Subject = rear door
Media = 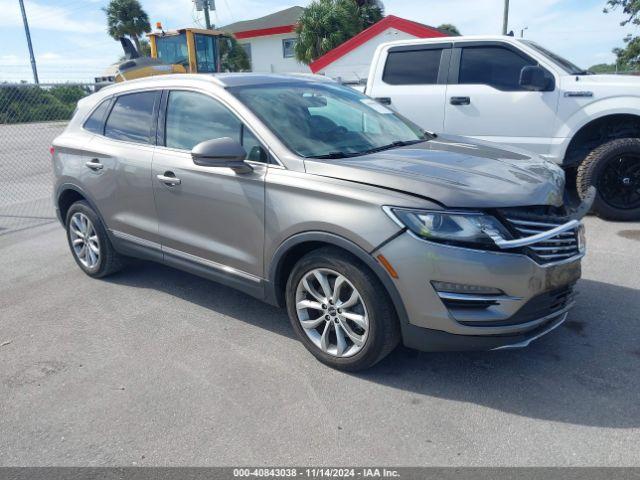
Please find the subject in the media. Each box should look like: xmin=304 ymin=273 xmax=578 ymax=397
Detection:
xmin=367 ymin=42 xmax=451 ymax=133
xmin=81 ymin=90 xmax=161 ymax=245
xmin=443 ymin=42 xmax=560 ymax=156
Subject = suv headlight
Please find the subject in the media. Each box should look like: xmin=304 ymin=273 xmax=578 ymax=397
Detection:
xmin=383 ymin=207 xmax=511 ymax=249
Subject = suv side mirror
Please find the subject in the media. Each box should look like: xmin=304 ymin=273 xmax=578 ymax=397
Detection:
xmin=519 ymin=65 xmax=553 ymax=91
xmin=191 ymin=137 xmax=252 ymax=173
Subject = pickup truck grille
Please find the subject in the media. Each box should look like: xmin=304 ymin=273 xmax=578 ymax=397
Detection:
xmin=498 ymin=209 xmax=582 ymax=264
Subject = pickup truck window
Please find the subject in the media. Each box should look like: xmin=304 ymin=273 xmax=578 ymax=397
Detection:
xmin=459 ymin=46 xmax=536 ymax=91
xmin=383 ymin=48 xmax=443 ymax=85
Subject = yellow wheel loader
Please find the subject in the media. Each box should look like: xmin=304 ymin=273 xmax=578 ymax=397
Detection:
xmin=95 ymin=26 xmax=226 ymax=89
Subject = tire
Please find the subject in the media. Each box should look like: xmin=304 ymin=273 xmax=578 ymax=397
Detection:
xmin=576 ymin=138 xmax=640 ymax=221
xmin=285 ymin=247 xmax=400 ymax=371
xmin=65 ymin=201 xmax=125 ymax=278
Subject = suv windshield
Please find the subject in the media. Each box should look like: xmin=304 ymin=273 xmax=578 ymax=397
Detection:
xmin=521 ymin=40 xmax=588 ymax=75
xmin=229 ymin=82 xmax=427 ymax=158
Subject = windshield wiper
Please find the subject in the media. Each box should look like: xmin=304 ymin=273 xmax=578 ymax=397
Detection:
xmin=310 ymin=138 xmax=429 ymax=160
xmin=355 ymin=139 xmax=427 ymax=156
xmin=311 ymin=151 xmax=356 ymax=159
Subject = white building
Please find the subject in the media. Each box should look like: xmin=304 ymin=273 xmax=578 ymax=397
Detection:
xmin=221 ymin=6 xmax=309 ymax=74
xmin=222 ymin=9 xmax=449 ymax=82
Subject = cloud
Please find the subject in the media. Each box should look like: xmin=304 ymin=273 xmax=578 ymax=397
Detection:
xmin=0 ymin=0 xmax=104 ymax=33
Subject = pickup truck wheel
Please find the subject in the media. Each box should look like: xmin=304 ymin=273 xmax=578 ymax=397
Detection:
xmin=576 ymin=138 xmax=640 ymax=221
xmin=285 ymin=247 xmax=399 ymax=371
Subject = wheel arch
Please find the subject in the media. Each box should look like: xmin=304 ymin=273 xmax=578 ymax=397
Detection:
xmin=56 ymin=184 xmax=108 ymax=229
xmin=265 ymin=232 xmax=410 ymax=327
xmin=562 ymin=110 xmax=640 ymax=167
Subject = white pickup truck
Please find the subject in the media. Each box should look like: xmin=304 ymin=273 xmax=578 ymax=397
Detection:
xmin=365 ymin=35 xmax=640 ymax=220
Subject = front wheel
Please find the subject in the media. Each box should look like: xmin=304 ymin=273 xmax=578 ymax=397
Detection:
xmin=285 ymin=248 xmax=399 ymax=371
xmin=576 ymin=138 xmax=640 ymax=221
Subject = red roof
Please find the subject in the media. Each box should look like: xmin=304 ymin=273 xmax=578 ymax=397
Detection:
xmin=309 ymin=15 xmax=447 ymax=73
xmin=234 ymin=25 xmax=296 ymax=39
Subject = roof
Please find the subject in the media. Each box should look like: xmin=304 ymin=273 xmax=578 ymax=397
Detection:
xmin=309 ymin=15 xmax=448 ymax=73
xmin=221 ymin=6 xmax=305 ymax=39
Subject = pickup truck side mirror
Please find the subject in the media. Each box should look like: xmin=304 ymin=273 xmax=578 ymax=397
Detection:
xmin=519 ymin=65 xmax=554 ymax=92
xmin=191 ymin=137 xmax=253 ymax=173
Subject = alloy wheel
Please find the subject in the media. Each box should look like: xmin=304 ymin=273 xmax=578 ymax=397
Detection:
xmin=598 ymin=154 xmax=640 ymax=210
xmin=69 ymin=212 xmax=100 ymax=269
xmin=295 ymin=268 xmax=369 ymax=358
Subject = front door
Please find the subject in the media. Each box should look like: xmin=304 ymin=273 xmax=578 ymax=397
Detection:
xmin=443 ymin=43 xmax=560 ymax=157
xmin=152 ymin=90 xmax=267 ymax=280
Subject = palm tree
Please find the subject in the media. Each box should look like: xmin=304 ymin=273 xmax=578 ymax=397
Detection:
xmin=437 ymin=24 xmax=461 ymax=36
xmin=295 ymin=0 xmax=383 ymax=65
xmin=104 ymin=0 xmax=151 ymax=54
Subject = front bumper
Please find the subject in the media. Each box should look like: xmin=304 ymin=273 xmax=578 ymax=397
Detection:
xmin=376 ymin=232 xmax=582 ymax=352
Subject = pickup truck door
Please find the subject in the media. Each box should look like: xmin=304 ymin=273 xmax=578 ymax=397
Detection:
xmin=367 ymin=43 xmax=451 ymax=133
xmin=443 ymin=42 xmax=560 ymax=158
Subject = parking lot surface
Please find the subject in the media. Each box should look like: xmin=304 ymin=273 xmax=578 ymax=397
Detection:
xmin=0 ymin=215 xmax=639 ymax=466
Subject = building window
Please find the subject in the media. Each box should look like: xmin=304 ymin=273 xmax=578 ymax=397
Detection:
xmin=282 ymin=38 xmax=297 ymax=58
xmin=241 ymin=43 xmax=252 ymax=69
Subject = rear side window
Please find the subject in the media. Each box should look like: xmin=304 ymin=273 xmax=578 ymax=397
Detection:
xmin=383 ymin=48 xmax=443 ymax=85
xmin=104 ymin=91 xmax=157 ymax=144
xmin=83 ymin=99 xmax=111 ymax=134
xmin=459 ymin=46 xmax=536 ymax=91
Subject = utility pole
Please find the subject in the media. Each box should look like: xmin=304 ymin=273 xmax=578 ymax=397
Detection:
xmin=18 ymin=0 xmax=39 ymax=84
xmin=195 ymin=0 xmax=215 ymax=29
xmin=502 ymin=0 xmax=510 ymax=35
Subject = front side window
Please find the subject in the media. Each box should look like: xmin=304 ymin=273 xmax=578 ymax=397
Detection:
xmin=104 ymin=91 xmax=157 ymax=144
xmin=282 ymin=38 xmax=297 ymax=58
xmin=230 ymin=82 xmax=425 ymax=158
xmin=83 ymin=99 xmax=111 ymax=134
xmin=459 ymin=46 xmax=536 ymax=91
xmin=165 ymin=90 xmax=266 ymax=162
xmin=383 ymin=48 xmax=443 ymax=85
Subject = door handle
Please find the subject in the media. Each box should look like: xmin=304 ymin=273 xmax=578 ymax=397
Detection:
xmin=157 ymin=172 xmax=181 ymax=186
xmin=374 ymin=97 xmax=392 ymax=105
xmin=450 ymin=96 xmax=471 ymax=106
xmin=85 ymin=159 xmax=104 ymax=171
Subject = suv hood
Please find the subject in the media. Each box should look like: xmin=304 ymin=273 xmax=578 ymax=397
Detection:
xmin=304 ymin=135 xmax=565 ymax=208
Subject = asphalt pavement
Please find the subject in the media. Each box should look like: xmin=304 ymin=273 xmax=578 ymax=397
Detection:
xmin=1 ymin=216 xmax=639 ymax=466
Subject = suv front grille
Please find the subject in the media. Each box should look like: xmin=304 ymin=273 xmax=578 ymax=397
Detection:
xmin=497 ymin=207 xmax=582 ymax=264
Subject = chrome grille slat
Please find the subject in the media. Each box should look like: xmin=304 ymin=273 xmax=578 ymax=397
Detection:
xmin=529 ymin=245 xmax=577 ymax=252
xmin=537 ymin=252 xmax=577 ymax=260
xmin=505 ymin=218 xmax=564 ymax=228
xmin=513 ymin=227 xmax=574 ymax=237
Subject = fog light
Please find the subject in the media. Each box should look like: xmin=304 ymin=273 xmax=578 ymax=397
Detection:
xmin=431 ymin=281 xmax=504 ymax=295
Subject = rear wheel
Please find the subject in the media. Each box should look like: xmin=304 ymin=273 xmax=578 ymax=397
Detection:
xmin=65 ymin=201 xmax=125 ymax=278
xmin=286 ymin=248 xmax=399 ymax=371
xmin=576 ymin=138 xmax=640 ymax=221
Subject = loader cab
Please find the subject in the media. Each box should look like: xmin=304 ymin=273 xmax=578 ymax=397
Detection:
xmin=148 ymin=28 xmax=223 ymax=74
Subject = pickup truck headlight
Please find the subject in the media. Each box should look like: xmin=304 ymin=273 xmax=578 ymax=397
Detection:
xmin=384 ymin=207 xmax=511 ymax=249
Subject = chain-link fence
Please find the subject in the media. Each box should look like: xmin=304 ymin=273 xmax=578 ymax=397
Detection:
xmin=0 ymin=83 xmax=94 ymax=235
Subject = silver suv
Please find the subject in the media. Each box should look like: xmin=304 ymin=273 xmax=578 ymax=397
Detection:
xmin=52 ymin=74 xmax=586 ymax=370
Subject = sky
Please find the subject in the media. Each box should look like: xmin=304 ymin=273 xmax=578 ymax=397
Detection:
xmin=0 ymin=0 xmax=636 ymax=83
